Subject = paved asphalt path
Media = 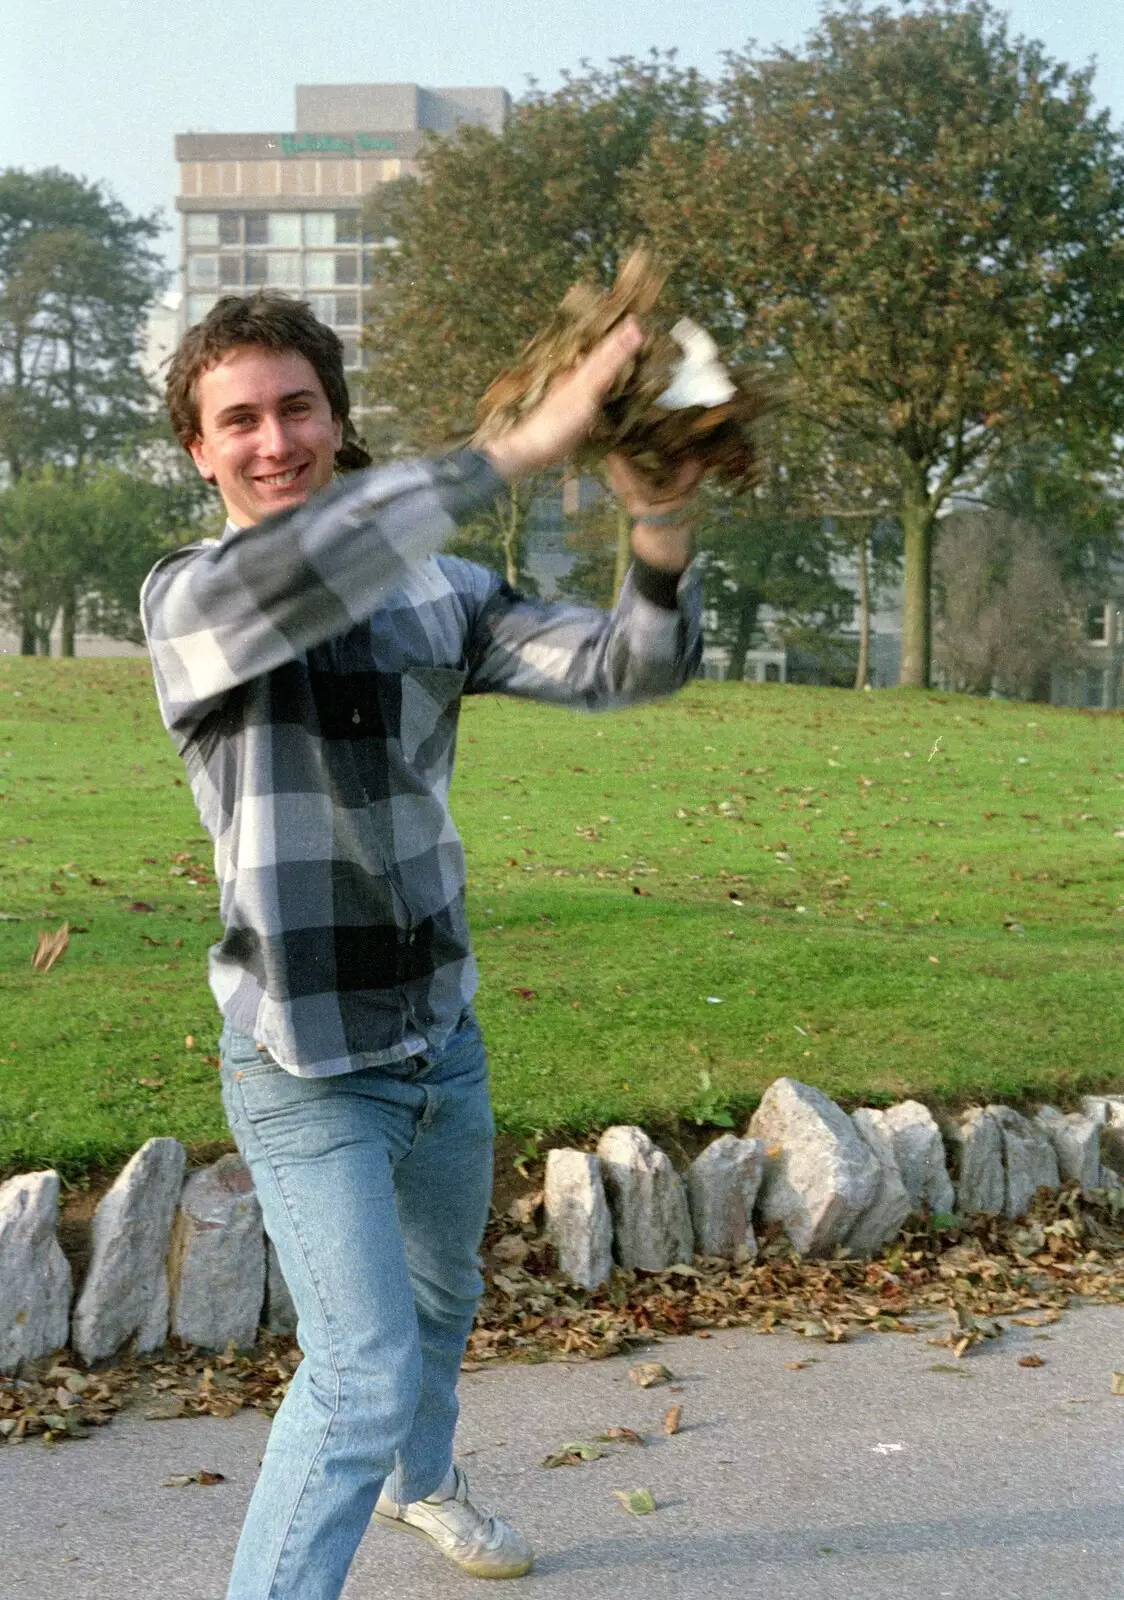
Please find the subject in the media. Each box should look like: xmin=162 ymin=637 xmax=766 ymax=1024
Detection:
xmin=1 ymin=1304 xmax=1121 ymax=1599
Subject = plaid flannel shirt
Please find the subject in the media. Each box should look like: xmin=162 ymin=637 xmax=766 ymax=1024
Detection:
xmin=141 ymin=449 xmax=701 ymax=1077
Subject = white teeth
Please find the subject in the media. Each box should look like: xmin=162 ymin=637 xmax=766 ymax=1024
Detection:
xmin=258 ymin=467 xmax=302 ymax=487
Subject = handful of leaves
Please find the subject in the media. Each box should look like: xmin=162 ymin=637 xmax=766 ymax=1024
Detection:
xmin=473 ymin=248 xmax=775 ymax=493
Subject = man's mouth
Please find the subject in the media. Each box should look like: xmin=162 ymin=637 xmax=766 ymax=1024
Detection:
xmin=255 ymin=465 xmax=306 ymax=489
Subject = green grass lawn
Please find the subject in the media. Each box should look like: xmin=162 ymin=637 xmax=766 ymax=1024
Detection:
xmin=1 ymin=655 xmax=1122 ymax=1179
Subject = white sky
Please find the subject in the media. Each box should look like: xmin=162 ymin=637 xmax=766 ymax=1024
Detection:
xmin=3 ymin=1 xmax=1121 ymax=273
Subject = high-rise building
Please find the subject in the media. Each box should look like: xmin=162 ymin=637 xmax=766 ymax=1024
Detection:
xmin=174 ymin=83 xmax=510 ymax=377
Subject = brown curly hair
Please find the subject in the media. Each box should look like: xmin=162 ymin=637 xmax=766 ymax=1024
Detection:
xmin=165 ymin=291 xmax=372 ymax=471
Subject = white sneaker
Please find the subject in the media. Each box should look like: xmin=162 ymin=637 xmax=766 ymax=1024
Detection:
xmin=374 ymin=1465 xmax=534 ymax=1579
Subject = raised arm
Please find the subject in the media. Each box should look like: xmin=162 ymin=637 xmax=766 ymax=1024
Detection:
xmin=141 ymin=452 xmax=503 ymax=738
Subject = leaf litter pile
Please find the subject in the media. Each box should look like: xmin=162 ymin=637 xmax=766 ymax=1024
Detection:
xmin=3 ymin=1184 xmax=1123 ymax=1448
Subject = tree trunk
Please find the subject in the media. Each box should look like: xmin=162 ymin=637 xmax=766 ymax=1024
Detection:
xmin=20 ymin=612 xmax=36 ymax=656
xmin=61 ymin=591 xmax=77 ymax=657
xmin=725 ymin=594 xmax=760 ymax=681
xmin=853 ymin=521 xmax=871 ymax=690
xmin=899 ymin=481 xmax=935 ymax=688
xmin=612 ymin=506 xmax=631 ymax=605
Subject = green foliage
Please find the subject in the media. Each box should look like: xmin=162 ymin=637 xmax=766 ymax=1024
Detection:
xmin=0 ymin=167 xmax=165 ymax=479
xmin=3 ymin=662 xmax=1123 ymax=1177
xmin=687 ymin=1070 xmax=736 ymax=1129
xmin=637 ymin=1 xmax=1124 ymax=684
xmin=0 ymin=465 xmax=207 ymax=651
xmin=695 ymin=484 xmax=853 ymax=679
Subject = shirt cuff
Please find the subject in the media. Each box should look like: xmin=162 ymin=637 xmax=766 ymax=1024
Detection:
xmin=629 ymin=555 xmax=688 ymax=611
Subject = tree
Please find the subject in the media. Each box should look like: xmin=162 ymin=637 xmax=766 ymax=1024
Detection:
xmin=933 ymin=509 xmax=1084 ymax=698
xmin=361 ymin=55 xmax=711 ymax=583
xmin=637 ymin=1 xmax=1124 ymax=685
xmin=0 ymin=168 xmax=165 ymax=480
xmin=0 ymin=168 xmax=167 ymax=649
xmin=934 ymin=442 xmax=1122 ymax=699
xmin=694 ymin=482 xmax=854 ymax=680
xmin=0 ymin=465 xmax=206 ymax=653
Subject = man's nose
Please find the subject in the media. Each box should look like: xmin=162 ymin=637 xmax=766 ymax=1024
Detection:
xmin=258 ymin=413 xmax=290 ymax=457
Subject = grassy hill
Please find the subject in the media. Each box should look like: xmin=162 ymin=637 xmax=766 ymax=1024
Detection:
xmin=1 ymin=656 xmax=1121 ymax=1178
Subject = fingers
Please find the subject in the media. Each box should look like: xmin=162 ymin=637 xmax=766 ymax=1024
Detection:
xmin=605 ymin=451 xmax=704 ymax=515
xmin=567 ymin=316 xmax=644 ymax=406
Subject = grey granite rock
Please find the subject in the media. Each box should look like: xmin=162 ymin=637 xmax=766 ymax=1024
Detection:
xmin=944 ymin=1108 xmax=1005 ymax=1216
xmin=1080 ymin=1096 xmax=1124 ymax=1184
xmin=0 ymin=1171 xmax=71 ymax=1374
xmin=168 ymin=1155 xmax=265 ymax=1350
xmin=748 ymin=1078 xmax=880 ymax=1258
xmin=544 ymin=1150 xmax=614 ymax=1289
xmin=882 ymin=1100 xmax=956 ymax=1216
xmin=988 ymin=1106 xmax=1060 ymax=1219
xmin=71 ymin=1137 xmax=186 ymax=1363
xmin=844 ymin=1110 xmax=913 ymax=1256
xmin=1034 ymin=1107 xmax=1102 ymax=1194
xmin=686 ymin=1135 xmax=764 ymax=1263
xmin=264 ymin=1239 xmax=298 ymax=1335
xmin=596 ymin=1126 xmax=693 ymax=1272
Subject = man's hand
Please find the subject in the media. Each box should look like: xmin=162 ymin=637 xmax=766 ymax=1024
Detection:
xmin=605 ymin=454 xmax=702 ymax=574
xmin=480 ymin=318 xmax=645 ymax=481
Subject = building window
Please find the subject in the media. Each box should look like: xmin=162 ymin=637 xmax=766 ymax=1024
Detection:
xmin=340 ymin=334 xmax=360 ymax=369
xmin=186 ymin=293 xmax=219 ymax=325
xmin=245 ymin=254 xmax=268 ymax=286
xmin=186 ymin=254 xmax=219 ymax=288
xmin=244 ymin=214 xmax=269 ymax=246
xmin=362 ymin=252 xmax=379 ymax=285
xmin=333 ymin=293 xmax=359 ymax=325
xmin=765 ymin=662 xmax=781 ymax=683
xmin=1086 ymin=603 xmax=1109 ymax=644
xmin=219 ymin=213 xmax=241 ymax=247
xmin=304 ymin=254 xmax=335 ymax=288
xmin=186 ymin=213 xmax=219 ymax=247
xmin=219 ymin=255 xmax=242 ymax=287
xmin=303 ymin=213 xmax=335 ymax=246
xmin=266 ymin=253 xmax=301 ymax=287
xmin=335 ymin=211 xmax=360 ymax=243
xmin=306 ymin=294 xmax=336 ymax=323
xmin=267 ymin=213 xmax=301 ymax=247
xmin=334 ymin=253 xmax=359 ymax=286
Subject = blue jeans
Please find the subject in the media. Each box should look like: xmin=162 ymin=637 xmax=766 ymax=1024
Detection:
xmin=218 ymin=1011 xmax=495 ymax=1600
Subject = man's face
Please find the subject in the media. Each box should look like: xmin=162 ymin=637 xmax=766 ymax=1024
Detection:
xmin=187 ymin=346 xmax=344 ymax=527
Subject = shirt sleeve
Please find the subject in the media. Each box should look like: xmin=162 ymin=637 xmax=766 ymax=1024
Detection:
xmin=457 ymin=558 xmax=702 ymax=709
xmin=141 ymin=451 xmax=507 ymax=740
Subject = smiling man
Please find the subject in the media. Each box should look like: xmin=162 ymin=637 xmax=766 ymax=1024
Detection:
xmin=143 ymin=291 xmax=701 ymax=1600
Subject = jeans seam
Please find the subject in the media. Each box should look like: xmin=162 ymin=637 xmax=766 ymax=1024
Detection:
xmin=226 ymin=1075 xmax=344 ymax=1599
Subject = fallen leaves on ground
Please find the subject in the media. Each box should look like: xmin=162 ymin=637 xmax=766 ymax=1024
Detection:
xmin=613 ymin=1487 xmax=657 ymax=1516
xmin=0 ymin=1340 xmax=300 ymax=1446
xmin=31 ymin=921 xmax=69 ymax=973
xmin=4 ymin=1187 xmax=1124 ymax=1447
xmin=1018 ymin=1354 xmax=1046 ymax=1368
xmin=160 ymin=1469 xmax=226 ymax=1488
xmin=541 ymin=1440 xmax=605 ymax=1468
xmin=628 ymin=1361 xmax=673 ymax=1389
xmin=663 ymin=1403 xmax=682 ymax=1435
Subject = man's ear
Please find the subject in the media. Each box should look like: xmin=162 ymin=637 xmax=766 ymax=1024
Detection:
xmin=188 ymin=437 xmax=216 ymax=483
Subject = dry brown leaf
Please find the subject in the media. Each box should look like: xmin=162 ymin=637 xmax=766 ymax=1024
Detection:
xmin=31 ymin=921 xmax=69 ymax=973
xmin=628 ymin=1361 xmax=673 ymax=1389
xmin=662 ymin=1404 xmax=682 ymax=1436
xmin=1111 ymin=1372 xmax=1124 ymax=1396
xmin=1018 ymin=1354 xmax=1046 ymax=1368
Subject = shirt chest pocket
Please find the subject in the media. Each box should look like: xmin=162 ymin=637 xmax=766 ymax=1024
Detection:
xmin=396 ymin=666 xmax=467 ymax=767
